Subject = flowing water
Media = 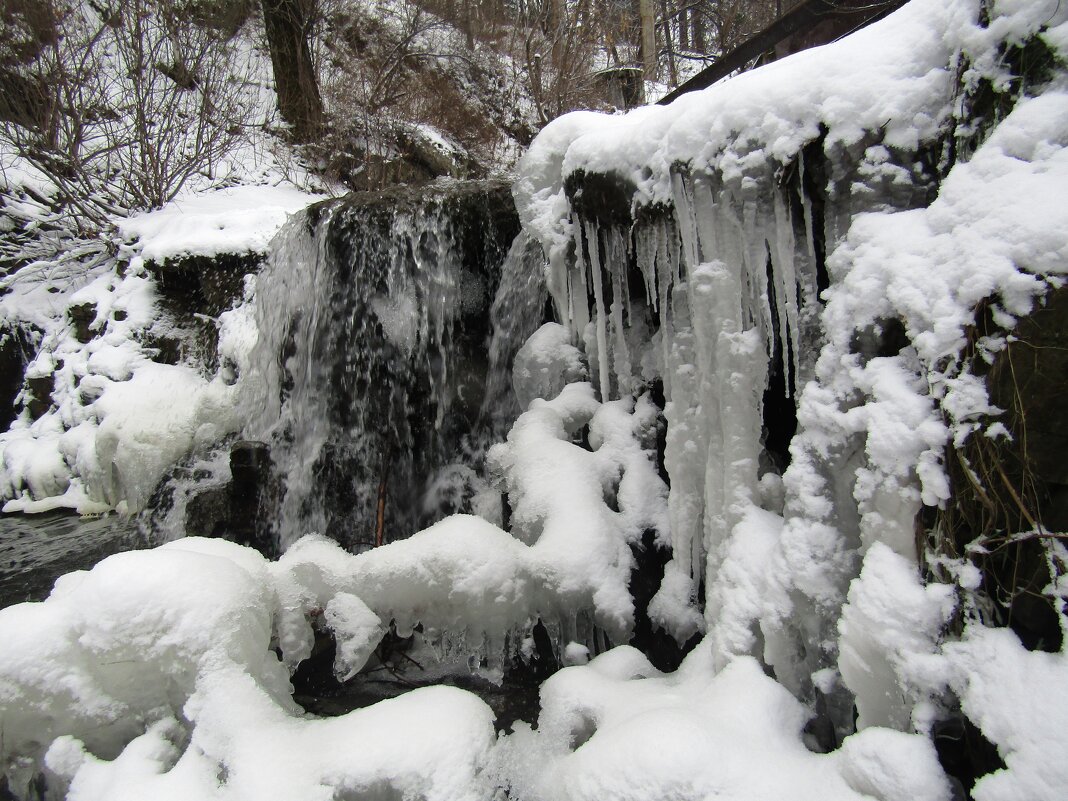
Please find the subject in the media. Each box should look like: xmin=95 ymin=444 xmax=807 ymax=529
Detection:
xmin=0 ymin=512 xmax=143 ymax=608
xmin=243 ymin=179 xmax=545 ymax=551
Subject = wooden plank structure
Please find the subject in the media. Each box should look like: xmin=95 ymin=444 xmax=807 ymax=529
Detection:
xmin=657 ymin=0 xmax=908 ymax=106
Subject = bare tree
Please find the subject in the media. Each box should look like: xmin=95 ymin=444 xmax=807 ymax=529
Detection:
xmin=260 ymin=0 xmax=323 ymax=140
xmin=0 ymin=0 xmax=256 ymax=232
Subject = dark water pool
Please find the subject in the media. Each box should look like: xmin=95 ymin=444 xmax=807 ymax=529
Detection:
xmin=0 ymin=512 xmax=145 ymax=608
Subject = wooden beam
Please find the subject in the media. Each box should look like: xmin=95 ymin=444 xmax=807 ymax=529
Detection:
xmin=657 ymin=0 xmax=907 ymax=106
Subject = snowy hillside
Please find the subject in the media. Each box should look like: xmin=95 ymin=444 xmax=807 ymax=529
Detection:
xmin=1 ymin=0 xmax=1068 ymax=800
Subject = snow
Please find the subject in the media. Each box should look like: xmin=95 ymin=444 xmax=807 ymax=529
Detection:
xmin=0 ymin=531 xmax=956 ymax=801
xmin=0 ymin=538 xmax=496 ymax=801
xmin=490 ymin=650 xmax=951 ymax=801
xmin=0 ymin=178 xmax=320 ymax=515
xmin=515 ymin=0 xmax=973 ymax=270
xmin=942 ymin=625 xmax=1068 ymax=801
xmin=117 ymin=184 xmax=325 ymax=264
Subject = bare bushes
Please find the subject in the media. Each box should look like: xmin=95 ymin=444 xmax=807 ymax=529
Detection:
xmin=310 ymin=0 xmax=518 ymax=188
xmin=929 ymin=290 xmax=1068 ymax=653
xmin=0 ymin=0 xmax=258 ymax=233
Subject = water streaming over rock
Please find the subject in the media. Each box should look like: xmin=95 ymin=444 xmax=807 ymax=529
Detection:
xmin=243 ymin=180 xmax=545 ymax=551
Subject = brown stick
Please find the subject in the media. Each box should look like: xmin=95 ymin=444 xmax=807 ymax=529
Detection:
xmin=375 ymin=477 xmax=387 ymax=548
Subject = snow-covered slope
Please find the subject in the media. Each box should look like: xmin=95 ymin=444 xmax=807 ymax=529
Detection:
xmin=0 ymin=182 xmax=322 ymax=516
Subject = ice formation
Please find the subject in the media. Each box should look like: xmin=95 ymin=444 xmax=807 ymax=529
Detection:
xmin=2 ymin=0 xmax=1068 ymax=799
xmin=516 ymin=0 xmax=1068 ymax=736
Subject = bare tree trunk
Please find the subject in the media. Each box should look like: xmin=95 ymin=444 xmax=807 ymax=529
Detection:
xmin=550 ymin=0 xmax=566 ymax=65
xmin=261 ymin=0 xmax=322 ymax=141
xmin=660 ymin=0 xmax=677 ymax=87
xmin=640 ymin=0 xmax=656 ymax=81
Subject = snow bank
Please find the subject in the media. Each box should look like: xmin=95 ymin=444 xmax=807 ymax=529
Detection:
xmin=0 ymin=534 xmax=955 ymax=801
xmin=117 ymin=184 xmax=325 ymax=264
xmin=941 ymin=625 xmax=1068 ymax=801
xmin=0 ymin=537 xmax=496 ymax=801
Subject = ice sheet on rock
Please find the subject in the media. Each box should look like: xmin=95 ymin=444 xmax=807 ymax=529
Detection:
xmin=838 ymin=543 xmax=956 ymax=731
xmin=481 ymin=230 xmax=550 ymax=430
xmin=511 ymin=323 xmax=588 ymax=409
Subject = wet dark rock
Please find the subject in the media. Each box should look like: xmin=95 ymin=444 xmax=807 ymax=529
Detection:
xmin=25 ymin=374 xmax=54 ymax=420
xmin=185 ymin=485 xmax=230 ymax=538
xmin=628 ymin=529 xmax=695 ymax=672
xmin=67 ymin=302 xmax=97 ymax=344
xmin=144 ymin=252 xmax=260 ymax=319
xmin=229 ymin=440 xmax=273 ymax=552
xmin=292 ymin=625 xmax=542 ymax=734
xmin=933 ymin=711 xmax=1006 ymax=799
xmin=140 ymin=332 xmax=183 ymax=365
xmin=564 ymin=169 xmax=636 ymax=228
xmin=0 ymin=325 xmax=37 ymax=429
xmin=849 ymin=317 xmax=910 ymax=360
xmin=938 ymin=286 xmax=1068 ymax=654
xmin=143 ymin=251 xmax=262 ymax=371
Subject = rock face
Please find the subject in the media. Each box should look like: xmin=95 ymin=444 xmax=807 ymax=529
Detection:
xmin=180 ymin=440 xmax=276 ymax=556
xmin=0 ymin=325 xmax=37 ymax=429
xmin=143 ymin=252 xmax=263 ymax=370
xmin=943 ymin=286 xmax=1068 ymax=653
xmin=228 ymin=440 xmax=273 ymax=552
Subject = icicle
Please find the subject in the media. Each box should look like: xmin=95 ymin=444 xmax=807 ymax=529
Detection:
xmin=634 ymin=223 xmax=658 ymax=314
xmin=583 ymin=219 xmax=612 ymax=401
xmin=570 ymin=221 xmax=591 ymax=345
xmin=670 ymin=171 xmax=700 ymax=272
xmin=799 ymin=150 xmax=821 ymax=307
xmin=773 ymin=191 xmax=801 ymax=396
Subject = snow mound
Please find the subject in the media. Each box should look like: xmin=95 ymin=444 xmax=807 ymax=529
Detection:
xmin=0 ymin=535 xmax=955 ymax=801
xmin=0 ymin=537 xmax=495 ymax=801
xmin=488 ymin=649 xmax=950 ymax=801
